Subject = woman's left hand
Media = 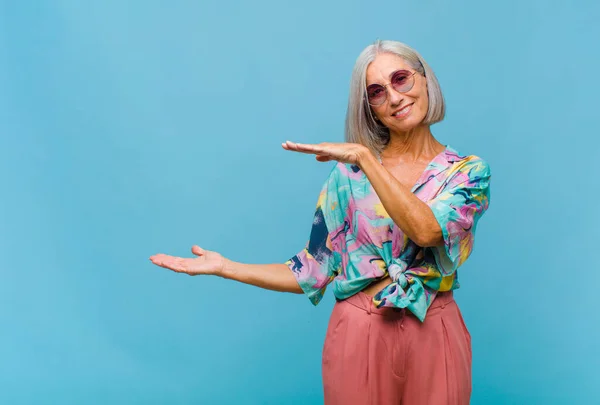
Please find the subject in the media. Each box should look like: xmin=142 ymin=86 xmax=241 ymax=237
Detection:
xmin=282 ymin=140 xmax=370 ymax=165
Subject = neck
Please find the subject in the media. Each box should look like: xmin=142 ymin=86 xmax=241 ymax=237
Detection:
xmin=382 ymin=125 xmax=445 ymax=162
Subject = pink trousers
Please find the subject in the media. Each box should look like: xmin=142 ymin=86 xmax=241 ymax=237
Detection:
xmin=322 ymin=291 xmax=472 ymax=405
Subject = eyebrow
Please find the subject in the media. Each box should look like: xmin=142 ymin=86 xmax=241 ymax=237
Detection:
xmin=367 ymin=69 xmax=410 ymax=86
xmin=389 ymin=69 xmax=412 ymax=78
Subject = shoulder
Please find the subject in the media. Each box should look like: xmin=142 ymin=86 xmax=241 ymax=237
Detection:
xmin=458 ymin=155 xmax=491 ymax=179
xmin=447 ymin=147 xmax=491 ymax=181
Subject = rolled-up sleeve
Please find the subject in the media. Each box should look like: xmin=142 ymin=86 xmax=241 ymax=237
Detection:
xmin=427 ymin=158 xmax=491 ymax=276
xmin=285 ymin=164 xmax=346 ymax=305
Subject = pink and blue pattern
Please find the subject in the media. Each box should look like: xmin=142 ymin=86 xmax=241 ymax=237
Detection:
xmin=286 ymin=145 xmax=491 ymax=322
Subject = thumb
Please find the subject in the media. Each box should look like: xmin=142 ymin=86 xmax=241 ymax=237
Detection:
xmin=191 ymin=245 xmax=205 ymax=256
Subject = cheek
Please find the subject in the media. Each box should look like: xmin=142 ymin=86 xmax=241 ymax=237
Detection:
xmin=416 ymin=90 xmax=429 ymax=116
xmin=372 ymin=107 xmax=387 ymax=121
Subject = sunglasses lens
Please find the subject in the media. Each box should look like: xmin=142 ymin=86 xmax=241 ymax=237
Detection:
xmin=391 ymin=70 xmax=414 ymax=93
xmin=367 ymin=84 xmax=386 ymax=105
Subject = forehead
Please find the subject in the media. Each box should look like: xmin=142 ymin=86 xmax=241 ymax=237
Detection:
xmin=366 ymin=53 xmax=411 ymax=85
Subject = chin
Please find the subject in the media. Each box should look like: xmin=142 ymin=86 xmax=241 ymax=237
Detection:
xmin=390 ymin=116 xmax=425 ymax=133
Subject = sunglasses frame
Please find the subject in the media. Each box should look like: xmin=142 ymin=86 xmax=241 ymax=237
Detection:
xmin=366 ymin=70 xmax=419 ymax=106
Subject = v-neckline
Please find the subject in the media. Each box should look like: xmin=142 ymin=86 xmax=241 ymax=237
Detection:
xmin=377 ymin=145 xmax=450 ymax=193
xmin=410 ymin=144 xmax=450 ymax=192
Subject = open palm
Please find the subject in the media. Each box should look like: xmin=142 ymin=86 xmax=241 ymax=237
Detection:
xmin=282 ymin=140 xmax=368 ymax=165
xmin=149 ymin=245 xmax=225 ymax=276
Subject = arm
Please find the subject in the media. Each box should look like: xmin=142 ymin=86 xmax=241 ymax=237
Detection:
xmin=220 ymin=164 xmax=344 ymax=299
xmin=221 ymin=260 xmax=303 ymax=294
xmin=373 ymin=159 xmax=491 ymax=320
xmin=150 ymin=165 xmax=344 ymax=302
xmin=149 ymin=245 xmax=302 ymax=294
xmin=358 ymin=151 xmax=443 ymax=247
xmin=281 ymin=140 xmax=442 ymax=247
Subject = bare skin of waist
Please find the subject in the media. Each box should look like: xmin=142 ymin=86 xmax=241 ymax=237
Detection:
xmin=362 ymin=275 xmax=394 ymax=298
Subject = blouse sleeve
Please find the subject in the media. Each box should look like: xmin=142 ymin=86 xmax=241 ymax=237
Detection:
xmin=285 ymin=163 xmax=347 ymax=306
xmin=426 ymin=156 xmax=491 ymax=276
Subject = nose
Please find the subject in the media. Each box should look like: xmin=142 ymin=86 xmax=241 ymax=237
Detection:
xmin=387 ymin=85 xmax=404 ymax=107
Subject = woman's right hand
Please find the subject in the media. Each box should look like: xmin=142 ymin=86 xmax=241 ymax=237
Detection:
xmin=149 ymin=245 xmax=225 ymax=276
xmin=150 ymin=245 xmax=303 ymax=294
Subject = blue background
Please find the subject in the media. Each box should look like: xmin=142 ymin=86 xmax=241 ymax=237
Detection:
xmin=1 ymin=1 xmax=599 ymax=404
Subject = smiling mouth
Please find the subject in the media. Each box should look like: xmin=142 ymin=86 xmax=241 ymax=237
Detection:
xmin=392 ymin=103 xmax=413 ymax=117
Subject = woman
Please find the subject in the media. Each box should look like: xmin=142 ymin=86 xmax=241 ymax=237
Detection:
xmin=150 ymin=40 xmax=491 ymax=405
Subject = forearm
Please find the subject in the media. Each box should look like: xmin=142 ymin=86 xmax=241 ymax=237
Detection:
xmin=220 ymin=259 xmax=303 ymax=294
xmin=359 ymin=152 xmax=443 ymax=247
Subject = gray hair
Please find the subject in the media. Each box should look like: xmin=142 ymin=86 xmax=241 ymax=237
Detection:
xmin=344 ymin=40 xmax=445 ymax=154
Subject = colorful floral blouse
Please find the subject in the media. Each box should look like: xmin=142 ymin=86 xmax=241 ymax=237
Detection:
xmin=285 ymin=145 xmax=491 ymax=322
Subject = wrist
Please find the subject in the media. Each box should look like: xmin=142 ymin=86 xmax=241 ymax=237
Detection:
xmin=358 ymin=147 xmax=380 ymax=173
xmin=219 ymin=257 xmax=235 ymax=279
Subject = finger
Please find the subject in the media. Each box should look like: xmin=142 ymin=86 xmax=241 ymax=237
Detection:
xmin=151 ymin=255 xmax=186 ymax=272
xmin=297 ymin=142 xmax=330 ymax=154
xmin=152 ymin=254 xmax=175 ymax=268
xmin=165 ymin=258 xmax=187 ymax=273
xmin=191 ymin=245 xmax=205 ymax=256
xmin=283 ymin=140 xmax=304 ymax=151
xmin=283 ymin=141 xmax=324 ymax=155
xmin=174 ymin=258 xmax=189 ymax=272
xmin=294 ymin=142 xmax=321 ymax=152
xmin=149 ymin=254 xmax=168 ymax=265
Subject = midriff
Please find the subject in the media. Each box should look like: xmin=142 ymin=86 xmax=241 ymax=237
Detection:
xmin=362 ymin=275 xmax=394 ymax=298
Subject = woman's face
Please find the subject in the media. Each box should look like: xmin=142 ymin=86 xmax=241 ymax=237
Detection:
xmin=366 ymin=53 xmax=429 ymax=134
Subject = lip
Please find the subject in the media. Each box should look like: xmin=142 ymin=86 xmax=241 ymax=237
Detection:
xmin=392 ymin=103 xmax=414 ymax=119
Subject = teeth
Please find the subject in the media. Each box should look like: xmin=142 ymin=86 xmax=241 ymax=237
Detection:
xmin=394 ymin=105 xmax=410 ymax=116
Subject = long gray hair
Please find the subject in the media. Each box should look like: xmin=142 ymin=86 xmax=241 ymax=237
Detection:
xmin=344 ymin=40 xmax=445 ymax=154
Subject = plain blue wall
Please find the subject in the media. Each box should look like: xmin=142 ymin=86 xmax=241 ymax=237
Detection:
xmin=1 ymin=1 xmax=599 ymax=404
